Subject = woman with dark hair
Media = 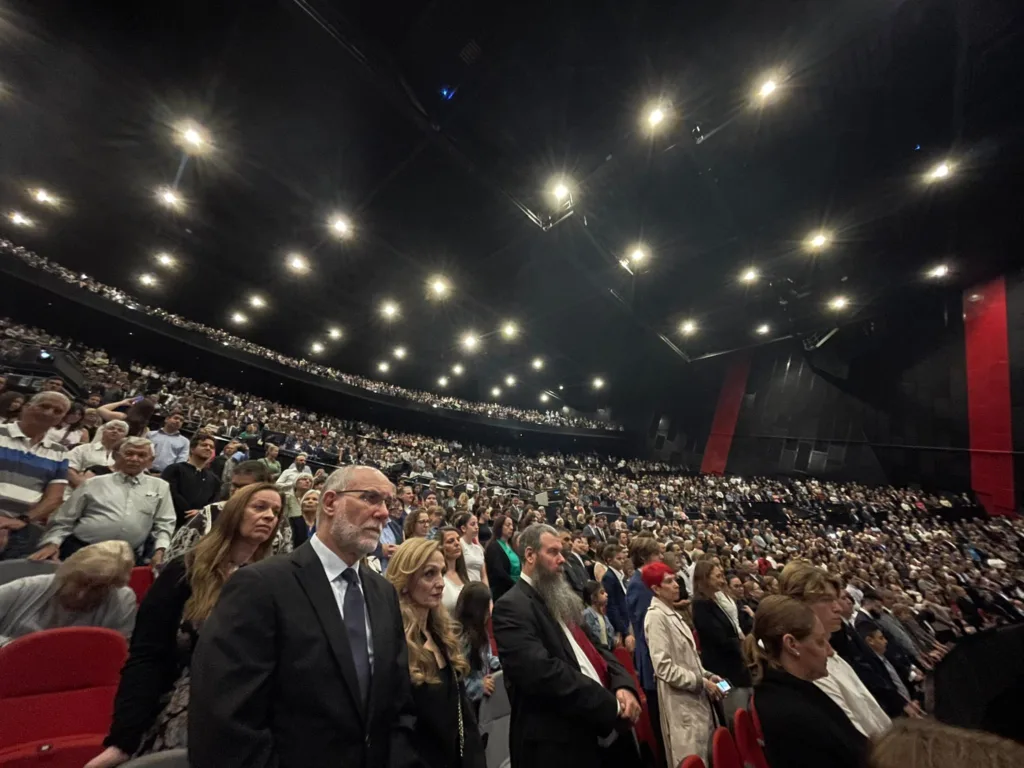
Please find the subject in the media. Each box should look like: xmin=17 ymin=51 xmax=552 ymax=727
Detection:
xmin=85 ymin=482 xmax=284 ymax=767
xmin=404 ymin=508 xmax=431 ymax=540
xmin=98 ymin=396 xmax=157 ymax=437
xmin=82 ymin=408 xmax=104 ymax=441
xmin=439 ymin=526 xmax=470 ymax=613
xmin=0 ymin=390 xmax=25 ymax=423
xmin=483 ymin=514 xmax=518 ymax=602
xmin=454 ymin=512 xmax=488 ymax=588
xmin=48 ymin=401 xmax=90 ymax=447
xmin=454 ymin=581 xmax=501 ymax=709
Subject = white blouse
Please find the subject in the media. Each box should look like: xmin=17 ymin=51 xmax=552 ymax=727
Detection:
xmin=442 ymin=575 xmax=464 ymax=614
xmin=460 ymin=539 xmax=486 ymax=582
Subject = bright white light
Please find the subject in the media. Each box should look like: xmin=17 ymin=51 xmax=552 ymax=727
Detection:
xmin=741 ymin=267 xmax=758 ymax=283
xmin=680 ymin=320 xmax=697 ymax=335
xmin=461 ymin=332 xmax=480 ymax=352
xmin=630 ymin=247 xmax=646 ymax=263
xmin=451 ymin=363 xmax=464 ymax=375
xmin=31 ymin=188 xmax=58 ymax=206
xmin=429 ymin=276 xmax=450 ymax=298
xmin=393 ymin=346 xmax=407 ymax=360
xmin=927 ymin=162 xmax=951 ymax=181
xmin=328 ymin=327 xmax=342 ymax=340
xmin=927 ymin=264 xmax=950 ymax=279
xmin=756 ymin=324 xmax=770 ymax=335
xmin=249 ymin=295 xmax=266 ymax=308
xmin=558 ymin=385 xmax=564 ymax=391
xmin=155 ymin=252 xmax=175 ymax=267
xmin=809 ymin=232 xmax=829 ymax=249
xmin=380 ymin=301 xmax=399 ymax=319
xmin=647 ymin=107 xmax=666 ymax=128
xmin=562 ymin=406 xmax=570 ymax=413
xmin=8 ymin=211 xmax=33 ymax=227
xmin=505 ymin=375 xmax=516 ymax=387
xmin=157 ymin=187 xmax=182 ymax=209
xmin=231 ymin=312 xmax=248 ymax=325
xmin=177 ymin=122 xmax=209 ymax=153
xmin=758 ymin=79 xmax=777 ymax=99
xmin=828 ymin=296 xmax=848 ymax=311
xmin=378 ymin=361 xmax=390 ymax=373
xmin=540 ymin=393 xmax=550 ymax=403
xmin=139 ymin=273 xmax=157 ymax=287
xmin=329 ymin=215 xmax=351 ymax=237
xmin=551 ymin=179 xmax=572 ymax=202
xmin=310 ymin=342 xmax=325 ymax=354
xmin=592 ymin=377 xmax=605 ymax=390
xmin=501 ymin=321 xmax=519 ymax=340
xmin=287 ymin=253 xmax=309 ymax=273
xmin=491 ymin=387 xmax=501 ymax=398
xmin=531 ymin=357 xmax=544 ymax=370
xmin=437 ymin=376 xmax=449 ymax=388
xmin=619 ymin=259 xmax=632 ymax=272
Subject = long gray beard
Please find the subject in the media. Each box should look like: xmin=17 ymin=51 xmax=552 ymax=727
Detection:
xmin=535 ymin=566 xmax=585 ymax=628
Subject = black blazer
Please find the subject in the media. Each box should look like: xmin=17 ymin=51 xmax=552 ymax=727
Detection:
xmin=289 ymin=516 xmax=314 ymax=548
xmin=755 ymin=667 xmax=868 ymax=768
xmin=188 ymin=542 xmax=419 ymax=768
xmin=484 ymin=541 xmax=515 ymax=601
xmin=492 ymin=579 xmax=641 ymax=768
xmin=691 ymin=597 xmax=752 ymax=687
xmin=831 ymin=621 xmax=907 ymax=717
xmin=563 ymin=553 xmax=589 ymax=599
xmin=601 ymin=570 xmax=630 ymax=638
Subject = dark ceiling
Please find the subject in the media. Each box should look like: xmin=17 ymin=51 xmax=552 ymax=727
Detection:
xmin=1 ymin=0 xmax=1022 ymax=417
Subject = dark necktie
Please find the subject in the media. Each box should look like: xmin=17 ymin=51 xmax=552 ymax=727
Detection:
xmin=341 ymin=569 xmax=371 ymax=703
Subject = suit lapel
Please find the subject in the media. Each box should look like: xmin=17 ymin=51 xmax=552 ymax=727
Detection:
xmin=291 ymin=545 xmax=366 ymax=722
xmin=361 ymin=573 xmax=391 ymax=720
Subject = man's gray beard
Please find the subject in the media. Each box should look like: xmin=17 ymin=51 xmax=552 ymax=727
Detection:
xmin=534 ymin=563 xmax=584 ymax=627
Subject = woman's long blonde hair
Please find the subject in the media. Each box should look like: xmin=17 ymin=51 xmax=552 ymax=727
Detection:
xmin=182 ymin=482 xmax=283 ymax=625
xmin=386 ymin=537 xmax=470 ymax=685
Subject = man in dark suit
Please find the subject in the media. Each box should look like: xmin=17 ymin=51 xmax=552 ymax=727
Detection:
xmin=583 ymin=515 xmax=608 ymax=544
xmin=189 ymin=466 xmax=419 ymax=768
xmin=493 ymin=523 xmax=642 ymax=768
xmin=600 ymin=544 xmax=635 ymax=652
xmin=561 ymin=529 xmax=590 ymax=598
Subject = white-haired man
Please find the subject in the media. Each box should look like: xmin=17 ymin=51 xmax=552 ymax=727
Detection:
xmin=493 ymin=523 xmax=643 ymax=768
xmin=189 ymin=465 xmax=418 ymax=768
xmin=30 ymin=437 xmax=175 ymax=565
xmin=0 ymin=391 xmax=71 ymax=560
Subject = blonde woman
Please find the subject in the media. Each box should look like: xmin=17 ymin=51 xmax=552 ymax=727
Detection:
xmin=288 ymin=488 xmax=320 ymax=547
xmin=0 ymin=540 xmax=136 ymax=645
xmin=86 ymin=483 xmax=283 ymax=767
xmin=386 ymin=538 xmax=486 ymax=768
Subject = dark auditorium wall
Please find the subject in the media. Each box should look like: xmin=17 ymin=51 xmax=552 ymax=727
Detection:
xmin=1008 ymin=270 xmax=1024 ymax=515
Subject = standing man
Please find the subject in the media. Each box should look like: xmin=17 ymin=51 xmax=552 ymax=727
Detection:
xmin=493 ymin=523 xmax=642 ymax=768
xmin=30 ymin=437 xmax=175 ymax=565
xmin=561 ymin=529 xmax=590 ymax=599
xmin=601 ymin=544 xmax=635 ymax=652
xmin=275 ymin=452 xmax=313 ymax=491
xmin=189 ymin=466 xmax=419 ymax=768
xmin=377 ymin=499 xmax=405 ymax=573
xmin=161 ymin=433 xmax=221 ymax=526
xmin=146 ymin=411 xmax=190 ymax=473
xmin=0 ymin=392 xmax=71 ymax=560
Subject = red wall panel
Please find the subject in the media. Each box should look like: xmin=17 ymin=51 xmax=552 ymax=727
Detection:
xmin=700 ymin=354 xmax=751 ymax=475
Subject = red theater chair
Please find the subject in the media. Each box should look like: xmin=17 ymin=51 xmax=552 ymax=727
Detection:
xmin=749 ymin=693 xmax=764 ymax=741
xmin=0 ymin=735 xmax=105 ymax=768
xmin=733 ymin=708 xmax=769 ymax=768
xmin=612 ymin=647 xmax=660 ymax=766
xmin=129 ymin=566 xmax=155 ymax=605
xmin=0 ymin=628 xmax=128 ymax=748
xmin=678 ymin=756 xmax=705 ymax=768
xmin=712 ymin=726 xmax=742 ymax=768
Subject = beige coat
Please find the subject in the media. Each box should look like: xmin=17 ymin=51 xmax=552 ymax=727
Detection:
xmin=644 ymin=598 xmax=715 ymax=767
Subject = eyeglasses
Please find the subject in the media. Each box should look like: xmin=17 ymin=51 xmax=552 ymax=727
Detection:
xmin=336 ymin=489 xmax=399 ymax=511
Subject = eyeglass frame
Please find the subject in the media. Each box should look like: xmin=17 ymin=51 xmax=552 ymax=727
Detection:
xmin=333 ymin=488 xmax=401 ymax=512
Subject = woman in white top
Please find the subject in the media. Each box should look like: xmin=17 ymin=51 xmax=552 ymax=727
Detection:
xmin=454 ymin=512 xmax=488 ymax=588
xmin=439 ymin=526 xmax=469 ymax=613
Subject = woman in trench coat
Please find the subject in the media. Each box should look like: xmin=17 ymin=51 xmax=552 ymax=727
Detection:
xmin=641 ymin=562 xmax=725 ymax=767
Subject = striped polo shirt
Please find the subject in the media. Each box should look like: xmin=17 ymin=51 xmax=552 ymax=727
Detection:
xmin=0 ymin=422 xmax=69 ymax=519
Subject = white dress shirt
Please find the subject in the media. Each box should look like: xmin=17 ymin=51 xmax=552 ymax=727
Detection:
xmin=814 ymin=653 xmax=891 ymax=737
xmin=309 ymin=534 xmax=374 ymax=669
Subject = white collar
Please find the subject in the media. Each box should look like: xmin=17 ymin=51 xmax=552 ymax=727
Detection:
xmin=520 ymin=571 xmax=535 ymax=587
xmin=310 ymin=533 xmax=361 ymax=586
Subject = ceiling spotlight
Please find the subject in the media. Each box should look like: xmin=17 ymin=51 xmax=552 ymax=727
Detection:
xmin=808 ymin=232 xmax=829 ymax=249
xmin=155 ymin=252 xmax=175 ymax=267
xmin=646 ymin=105 xmax=666 ymax=128
xmin=8 ymin=211 xmax=33 ymax=227
xmin=393 ymin=346 xmax=407 ymax=360
xmin=380 ymin=300 xmax=399 ymax=319
xmin=377 ymin=361 xmax=390 ymax=373
xmin=539 ymin=393 xmax=550 ymax=404
xmin=755 ymin=324 xmax=770 ymax=335
xmin=138 ymin=273 xmax=157 ymax=287
xmin=156 ymin=187 xmax=183 ymax=210
xmin=429 ymin=276 xmax=450 ymax=298
xmin=461 ymin=332 xmax=480 ymax=352
xmin=501 ymin=321 xmax=519 ymax=340
xmin=551 ymin=179 xmax=572 ymax=203
xmin=828 ymin=296 xmax=849 ymax=311
xmin=758 ymin=79 xmax=778 ymax=99
xmin=31 ymin=188 xmax=59 ymax=206
xmin=310 ymin=342 xmax=325 ymax=354
xmin=592 ymin=377 xmax=605 ymax=390
xmin=327 ymin=327 xmax=342 ymax=340
xmin=926 ymin=162 xmax=952 ymax=182
xmin=437 ymin=376 xmax=449 ymax=387
xmin=249 ymin=295 xmax=266 ymax=308
xmin=558 ymin=385 xmax=564 ymax=391
xmin=176 ymin=122 xmax=209 ymax=153
xmin=231 ymin=312 xmax=248 ymax=325
xmin=451 ymin=363 xmax=464 ymax=376
xmin=740 ymin=267 xmax=759 ymax=283
xmin=505 ymin=375 xmax=516 ymax=387
xmin=286 ymin=253 xmax=309 ymax=273
xmin=629 ymin=247 xmax=647 ymax=264
xmin=329 ymin=215 xmax=351 ymax=237
xmin=927 ymin=264 xmax=950 ymax=279
xmin=531 ymin=357 xmax=544 ymax=370
xmin=680 ymin=319 xmax=697 ymax=335
xmin=491 ymin=387 xmax=502 ymax=398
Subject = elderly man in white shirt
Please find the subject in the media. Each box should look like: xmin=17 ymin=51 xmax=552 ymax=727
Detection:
xmin=64 ymin=420 xmax=129 ymax=499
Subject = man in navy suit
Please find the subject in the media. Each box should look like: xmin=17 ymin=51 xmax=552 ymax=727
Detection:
xmin=625 ymin=536 xmax=664 ymax=756
xmin=600 ymin=544 xmax=634 ymax=651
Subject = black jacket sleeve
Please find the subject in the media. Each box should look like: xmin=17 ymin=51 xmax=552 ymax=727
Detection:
xmin=160 ymin=464 xmax=189 ymax=521
xmin=485 ymin=544 xmax=514 ymax=601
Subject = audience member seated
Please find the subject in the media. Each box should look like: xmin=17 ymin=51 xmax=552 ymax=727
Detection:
xmin=288 ymin=489 xmax=319 ymax=548
xmin=869 ymin=718 xmax=1024 ymax=768
xmin=582 ymin=579 xmax=617 ymax=653
xmin=97 ymin=396 xmax=157 ymax=437
xmin=404 ymin=507 xmax=431 ymax=540
xmin=282 ymin=473 xmax=314 ymax=519
xmin=0 ymin=540 xmax=136 ymax=645
xmin=385 ymin=537 xmax=486 ymax=768
xmin=455 ymin=581 xmax=501 ymax=710
xmin=160 ymin=433 xmax=220 ymax=527
xmin=66 ymin=420 xmax=128 ymax=497
xmin=743 ymin=595 xmax=868 ymax=768
xmin=0 ymin=390 xmax=25 ymax=423
xmin=47 ymin=401 xmax=90 ymax=448
xmin=84 ymin=483 xmax=284 ymax=767
xmin=484 ymin=514 xmax=519 ymax=602
xmin=641 ymin=561 xmax=722 ymax=767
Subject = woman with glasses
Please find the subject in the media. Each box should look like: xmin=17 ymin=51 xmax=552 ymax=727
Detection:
xmin=405 ymin=508 xmax=431 ymax=540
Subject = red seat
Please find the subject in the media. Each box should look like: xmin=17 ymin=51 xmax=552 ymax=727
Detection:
xmin=749 ymin=692 xmax=764 ymax=741
xmin=613 ymin=646 xmax=638 ymax=677
xmin=129 ymin=566 xmax=155 ymax=605
xmin=678 ymin=756 xmax=706 ymax=768
xmin=733 ymin=709 xmax=769 ymax=768
xmin=0 ymin=628 xmax=127 ymax=748
xmin=611 ymin=647 xmax=661 ymax=767
xmin=0 ymin=735 xmax=105 ymax=767
xmin=712 ymin=726 xmax=742 ymax=768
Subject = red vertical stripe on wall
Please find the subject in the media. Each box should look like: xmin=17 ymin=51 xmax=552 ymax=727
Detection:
xmin=701 ymin=354 xmax=751 ymax=475
xmin=963 ymin=278 xmax=1016 ymax=516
